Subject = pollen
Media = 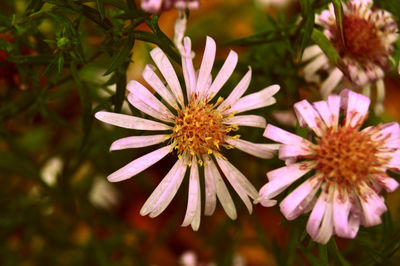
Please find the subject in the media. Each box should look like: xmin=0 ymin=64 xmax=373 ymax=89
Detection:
xmin=330 ymin=14 xmax=385 ymax=63
xmin=312 ymin=126 xmax=384 ymax=190
xmin=171 ymin=99 xmax=233 ymax=161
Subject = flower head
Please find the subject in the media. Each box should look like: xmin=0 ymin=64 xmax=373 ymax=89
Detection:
xmin=302 ymin=0 xmax=398 ymax=112
xmin=95 ymin=36 xmax=279 ymax=230
xmin=260 ymin=89 xmax=400 ymax=244
xmin=141 ymin=0 xmax=199 ymax=14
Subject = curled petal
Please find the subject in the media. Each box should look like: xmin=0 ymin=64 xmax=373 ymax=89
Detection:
xmin=294 ymin=100 xmax=325 ymax=136
xmin=340 ymin=89 xmax=370 ymax=128
xmin=182 ymin=158 xmax=201 ymax=231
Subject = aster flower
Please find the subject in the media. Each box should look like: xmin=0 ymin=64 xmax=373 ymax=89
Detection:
xmin=302 ymin=0 xmax=398 ymax=113
xmin=259 ymin=89 xmax=400 ymax=244
xmin=95 ymin=36 xmax=280 ymax=230
xmin=141 ymin=0 xmax=199 ymax=14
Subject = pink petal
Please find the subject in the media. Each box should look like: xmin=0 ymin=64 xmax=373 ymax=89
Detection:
xmin=203 ymin=155 xmax=237 ymax=219
xmin=215 ymin=156 xmax=256 ymax=214
xmin=340 ymin=89 xmax=370 ymax=128
xmin=259 ymin=162 xmax=315 ymax=205
xmin=181 ymin=37 xmax=196 ymax=100
xmin=150 ymin=47 xmax=184 ymax=106
xmin=280 ymin=176 xmax=322 ymax=220
xmin=279 ymin=144 xmax=313 ymax=160
xmin=95 ymin=111 xmax=171 ymax=131
xmin=110 ymin=134 xmax=168 ymax=151
xmin=327 ymin=95 xmax=340 ymax=127
xmin=307 ymin=188 xmax=329 ymax=239
xmin=207 ymin=50 xmax=238 ymax=100
xmin=294 ymin=100 xmax=325 ymax=136
xmin=359 ymin=185 xmax=387 ymax=227
xmin=333 ymin=188 xmax=358 ymax=238
xmin=107 ymin=144 xmax=172 ymax=182
xmin=223 ymin=115 xmax=266 ymax=128
xmin=142 ymin=64 xmax=178 ymax=109
xmin=148 ymin=157 xmax=188 ymax=217
xmin=196 ymin=36 xmax=216 ymax=98
xmin=218 ymin=67 xmax=252 ymax=112
xmin=182 ymin=158 xmax=201 ymax=230
xmin=203 ymin=154 xmax=217 ymax=216
xmin=264 ymin=124 xmax=310 ymax=145
xmin=228 ymin=84 xmax=280 ymax=114
xmin=127 ymin=94 xmax=173 ymax=122
xmin=375 ymin=175 xmax=399 ymax=193
xmin=313 ymin=100 xmax=333 ymax=128
xmin=225 ymin=138 xmax=277 ymax=159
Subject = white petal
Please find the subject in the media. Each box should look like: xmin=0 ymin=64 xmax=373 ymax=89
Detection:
xmin=150 ymin=47 xmax=184 ymax=106
xmin=280 ymin=176 xmax=322 ymax=220
xmin=203 ymin=155 xmax=237 ymax=219
xmin=142 ymin=64 xmax=178 ymax=109
xmin=127 ymin=94 xmax=173 ymax=122
xmin=294 ymin=100 xmax=325 ymax=136
xmin=302 ymin=45 xmax=323 ymax=62
xmin=110 ymin=134 xmax=168 ymax=151
xmin=223 ymin=115 xmax=266 ymax=128
xmin=215 ymin=156 xmax=256 ymax=214
xmin=95 ymin=111 xmax=171 ymax=131
xmin=203 ymin=155 xmax=217 ymax=216
xmin=107 ymin=145 xmax=172 ymax=182
xmin=196 ymin=36 xmax=216 ymax=98
xmin=182 ymin=158 xmax=201 ymax=230
xmin=225 ymin=138 xmax=277 ymax=159
xmin=320 ymin=68 xmax=343 ymax=99
xmin=340 ymin=89 xmax=370 ymax=128
xmin=207 ymin=50 xmax=238 ymax=100
xmin=303 ymin=54 xmax=328 ymax=82
xmin=227 ymin=85 xmax=280 ymax=114
xmin=217 ymin=67 xmax=252 ymax=112
xmin=182 ymin=37 xmax=196 ymax=100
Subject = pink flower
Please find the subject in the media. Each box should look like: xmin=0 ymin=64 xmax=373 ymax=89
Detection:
xmin=141 ymin=0 xmax=200 ymax=14
xmin=95 ymin=36 xmax=280 ymax=230
xmin=260 ymin=89 xmax=400 ymax=244
xmin=302 ymin=0 xmax=398 ymax=113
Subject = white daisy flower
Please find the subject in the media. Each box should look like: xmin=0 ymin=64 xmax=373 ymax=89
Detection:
xmin=95 ymin=36 xmax=280 ymax=230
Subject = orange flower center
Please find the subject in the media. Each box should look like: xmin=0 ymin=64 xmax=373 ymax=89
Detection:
xmin=313 ymin=126 xmax=382 ymax=189
xmin=331 ymin=14 xmax=385 ymax=63
xmin=172 ymin=99 xmax=234 ymax=160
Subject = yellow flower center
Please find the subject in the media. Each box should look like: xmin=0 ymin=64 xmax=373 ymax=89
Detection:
xmin=313 ymin=126 xmax=383 ymax=189
xmin=331 ymin=14 xmax=385 ymax=63
xmin=171 ymin=98 xmax=236 ymax=162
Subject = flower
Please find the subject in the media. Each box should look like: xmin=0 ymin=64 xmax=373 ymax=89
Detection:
xmin=95 ymin=36 xmax=280 ymax=230
xmin=302 ymin=0 xmax=398 ymax=113
xmin=259 ymin=89 xmax=400 ymax=244
xmin=141 ymin=0 xmax=200 ymax=14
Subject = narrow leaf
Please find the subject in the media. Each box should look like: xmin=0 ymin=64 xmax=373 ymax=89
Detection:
xmin=96 ymin=0 xmax=105 ymax=19
xmin=103 ymin=33 xmax=135 ymax=76
xmin=332 ymin=0 xmax=346 ymax=48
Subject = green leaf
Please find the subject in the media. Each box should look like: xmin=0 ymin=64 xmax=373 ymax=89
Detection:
xmin=113 ymin=68 xmax=127 ymax=113
xmin=58 ymin=54 xmax=64 ymax=73
xmin=8 ymin=54 xmax=55 ymax=64
xmin=332 ymin=0 xmax=346 ymax=48
xmin=103 ymin=33 xmax=135 ymax=76
xmin=318 ymin=244 xmax=328 ymax=265
xmin=299 ymin=0 xmax=315 ymax=58
xmin=96 ymin=0 xmax=105 ymax=19
xmin=311 ymin=28 xmax=349 ymax=77
xmin=71 ymin=62 xmax=93 ymax=150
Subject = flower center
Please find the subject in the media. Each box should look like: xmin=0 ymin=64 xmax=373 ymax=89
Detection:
xmin=313 ymin=126 xmax=382 ymax=189
xmin=330 ymin=14 xmax=385 ymax=63
xmin=172 ymin=99 xmax=233 ymax=161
